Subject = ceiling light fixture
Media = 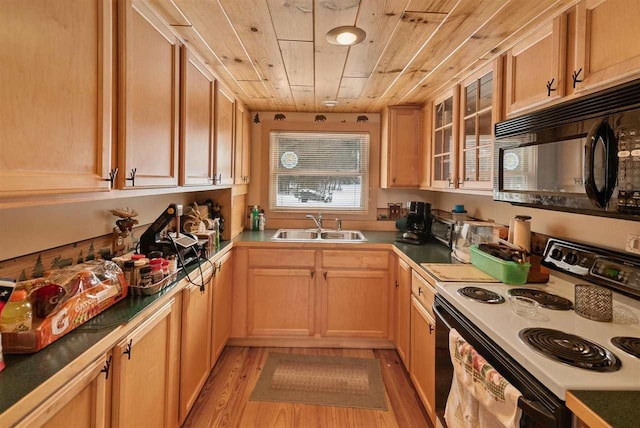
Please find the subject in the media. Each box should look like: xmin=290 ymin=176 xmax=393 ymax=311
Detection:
xmin=321 ymin=100 xmax=339 ymax=107
xmin=325 ymin=26 xmax=366 ymax=46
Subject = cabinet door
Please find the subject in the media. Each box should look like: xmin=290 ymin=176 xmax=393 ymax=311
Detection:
xmin=431 ymin=88 xmax=459 ymax=189
xmin=18 ymin=353 xmax=112 ymax=428
xmin=179 ymin=275 xmax=212 ymax=423
xmin=248 ymin=268 xmax=315 ymax=336
xmin=396 ymin=259 xmax=411 ymax=370
xmin=410 ymin=297 xmax=437 ymax=426
xmin=458 ymin=61 xmax=500 ymax=191
xmin=505 ymin=16 xmax=566 ymax=116
xmin=0 ymin=0 xmax=113 ymax=196
xmin=112 ymin=299 xmax=180 ymax=428
xmin=118 ymin=0 xmax=180 ymax=189
xmin=180 ymin=48 xmax=215 ymax=186
xmin=214 ymin=84 xmax=235 ymax=185
xmin=234 ymin=103 xmax=251 ymax=184
xmin=211 ymin=252 xmax=233 ymax=367
xmin=573 ymin=0 xmax=640 ymax=92
xmin=321 ymin=270 xmax=389 ymax=338
xmin=382 ymin=106 xmax=423 ymax=188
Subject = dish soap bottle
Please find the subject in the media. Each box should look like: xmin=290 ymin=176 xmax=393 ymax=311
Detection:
xmin=251 ymin=205 xmax=259 ymax=231
xmin=0 ymin=289 xmax=32 ymax=333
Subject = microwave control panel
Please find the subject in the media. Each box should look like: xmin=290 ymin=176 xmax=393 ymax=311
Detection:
xmin=616 ymin=127 xmax=640 ymax=213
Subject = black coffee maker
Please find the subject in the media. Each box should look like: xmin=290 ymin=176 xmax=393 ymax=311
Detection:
xmin=396 ymin=201 xmax=432 ymax=244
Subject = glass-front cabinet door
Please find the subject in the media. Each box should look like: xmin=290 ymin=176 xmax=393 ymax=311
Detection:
xmin=458 ymin=62 xmax=499 ymax=190
xmin=431 ymin=88 xmax=458 ymax=188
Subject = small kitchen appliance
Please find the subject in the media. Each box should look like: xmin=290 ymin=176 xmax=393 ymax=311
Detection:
xmin=396 ymin=201 xmax=431 ymax=244
xmin=430 ymin=210 xmax=456 ymax=247
xmin=139 ymin=204 xmax=200 ymax=267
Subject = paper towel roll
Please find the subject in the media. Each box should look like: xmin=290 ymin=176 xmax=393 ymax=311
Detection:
xmin=512 ymin=216 xmax=531 ymax=252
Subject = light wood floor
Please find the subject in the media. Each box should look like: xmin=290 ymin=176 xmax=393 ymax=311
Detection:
xmin=183 ymin=347 xmax=432 ymax=428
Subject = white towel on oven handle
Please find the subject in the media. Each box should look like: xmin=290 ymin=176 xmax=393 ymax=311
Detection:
xmin=445 ymin=328 xmax=523 ymax=428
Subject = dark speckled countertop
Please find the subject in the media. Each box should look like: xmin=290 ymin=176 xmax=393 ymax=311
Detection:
xmin=0 ymin=231 xmax=451 ymax=418
xmin=568 ymin=390 xmax=640 ymax=428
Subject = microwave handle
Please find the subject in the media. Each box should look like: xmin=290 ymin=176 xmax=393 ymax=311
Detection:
xmin=584 ymin=118 xmax=617 ymax=208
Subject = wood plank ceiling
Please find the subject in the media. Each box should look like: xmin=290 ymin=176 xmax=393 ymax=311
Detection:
xmin=148 ymin=0 xmax=579 ymax=112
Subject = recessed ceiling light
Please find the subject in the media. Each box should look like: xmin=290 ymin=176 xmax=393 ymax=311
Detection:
xmin=325 ymin=26 xmax=366 ymax=46
xmin=321 ymin=100 xmax=339 ymax=107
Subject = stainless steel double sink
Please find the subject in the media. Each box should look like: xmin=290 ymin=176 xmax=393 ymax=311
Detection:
xmin=271 ymin=229 xmax=367 ymax=242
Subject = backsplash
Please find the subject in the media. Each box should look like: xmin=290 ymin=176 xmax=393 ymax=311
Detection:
xmin=0 ymin=226 xmax=144 ymax=282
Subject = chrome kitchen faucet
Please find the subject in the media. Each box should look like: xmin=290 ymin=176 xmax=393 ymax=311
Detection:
xmin=306 ymin=213 xmax=322 ymax=232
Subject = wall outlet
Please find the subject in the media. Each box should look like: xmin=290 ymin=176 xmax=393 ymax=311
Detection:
xmin=626 ymin=234 xmax=640 ymax=254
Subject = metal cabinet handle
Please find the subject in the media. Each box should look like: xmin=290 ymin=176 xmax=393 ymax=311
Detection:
xmin=395 ymin=280 xmax=399 ymax=289
xmin=429 ymin=324 xmax=435 ymax=334
xmin=322 ymin=271 xmax=327 ymax=280
xmin=546 ymin=78 xmax=557 ymax=96
xmin=123 ymin=339 xmax=133 ymax=360
xmin=125 ymin=168 xmax=137 ymax=187
xmin=418 ymin=287 xmax=423 ymax=296
xmin=572 ymin=68 xmax=583 ymax=89
xmin=103 ymin=168 xmax=118 ymax=188
xmin=100 ymin=355 xmax=113 ymax=380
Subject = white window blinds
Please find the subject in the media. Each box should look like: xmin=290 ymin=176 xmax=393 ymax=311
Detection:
xmin=269 ymin=131 xmax=370 ymax=212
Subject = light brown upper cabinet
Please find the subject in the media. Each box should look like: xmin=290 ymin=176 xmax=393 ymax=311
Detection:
xmin=380 ymin=106 xmax=423 ymax=188
xmin=214 ymin=84 xmax=235 ymax=186
xmin=431 ymin=88 xmax=459 ymax=189
xmin=572 ymin=0 xmax=640 ymax=93
xmin=505 ymin=15 xmax=567 ymax=117
xmin=179 ymin=48 xmax=215 ymax=187
xmin=118 ymin=0 xmax=180 ymax=189
xmin=234 ymin=103 xmax=251 ymax=185
xmin=458 ymin=61 xmax=501 ymax=191
xmin=0 ymin=0 xmax=113 ymax=196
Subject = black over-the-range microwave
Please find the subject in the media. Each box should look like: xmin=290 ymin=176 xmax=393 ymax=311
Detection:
xmin=494 ymin=78 xmax=640 ymax=220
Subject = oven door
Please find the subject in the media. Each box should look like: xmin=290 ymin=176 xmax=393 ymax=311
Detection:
xmin=433 ymin=295 xmax=571 ymax=428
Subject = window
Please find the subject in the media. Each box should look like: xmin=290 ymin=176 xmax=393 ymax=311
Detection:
xmin=269 ymin=131 xmax=369 ymax=212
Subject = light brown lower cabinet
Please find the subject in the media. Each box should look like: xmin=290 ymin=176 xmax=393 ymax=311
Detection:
xmin=247 ymin=268 xmax=315 ymax=336
xmin=21 ymin=297 xmax=181 ymax=428
xmin=112 ymin=298 xmax=180 ymax=428
xmin=321 ymin=269 xmax=389 ymax=338
xmin=179 ymin=275 xmax=213 ymax=423
xmin=410 ymin=296 xmax=437 ymax=426
xmin=211 ymin=252 xmax=233 ymax=366
xmin=17 ymin=352 xmax=112 ymax=428
xmin=395 ymin=257 xmax=412 ymax=369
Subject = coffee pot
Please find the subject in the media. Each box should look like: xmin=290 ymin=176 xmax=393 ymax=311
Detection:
xmin=396 ymin=201 xmax=432 ymax=244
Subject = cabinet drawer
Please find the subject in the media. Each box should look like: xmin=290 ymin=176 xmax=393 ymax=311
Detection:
xmin=322 ymin=250 xmax=389 ymax=269
xmin=248 ymin=249 xmax=315 ymax=268
xmin=412 ymin=271 xmax=436 ymax=319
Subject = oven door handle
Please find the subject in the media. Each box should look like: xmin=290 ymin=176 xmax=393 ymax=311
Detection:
xmin=518 ymin=397 xmax=555 ymax=428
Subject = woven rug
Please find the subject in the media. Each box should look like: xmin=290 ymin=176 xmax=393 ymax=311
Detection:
xmin=249 ymin=353 xmax=388 ymax=410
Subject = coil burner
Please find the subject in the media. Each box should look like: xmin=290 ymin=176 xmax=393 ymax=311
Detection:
xmin=457 ymin=287 xmax=505 ymax=304
xmin=507 ymin=288 xmax=573 ymax=310
xmin=611 ymin=336 xmax=640 ymax=359
xmin=519 ymin=328 xmax=621 ymax=372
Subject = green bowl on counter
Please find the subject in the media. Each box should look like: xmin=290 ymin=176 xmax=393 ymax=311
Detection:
xmin=470 ymin=245 xmax=530 ymax=285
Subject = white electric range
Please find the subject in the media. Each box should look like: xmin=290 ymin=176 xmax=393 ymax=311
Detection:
xmin=432 ymin=238 xmax=640 ymax=427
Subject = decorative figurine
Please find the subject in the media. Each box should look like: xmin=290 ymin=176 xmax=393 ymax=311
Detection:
xmin=110 ymin=208 xmax=139 ymax=255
